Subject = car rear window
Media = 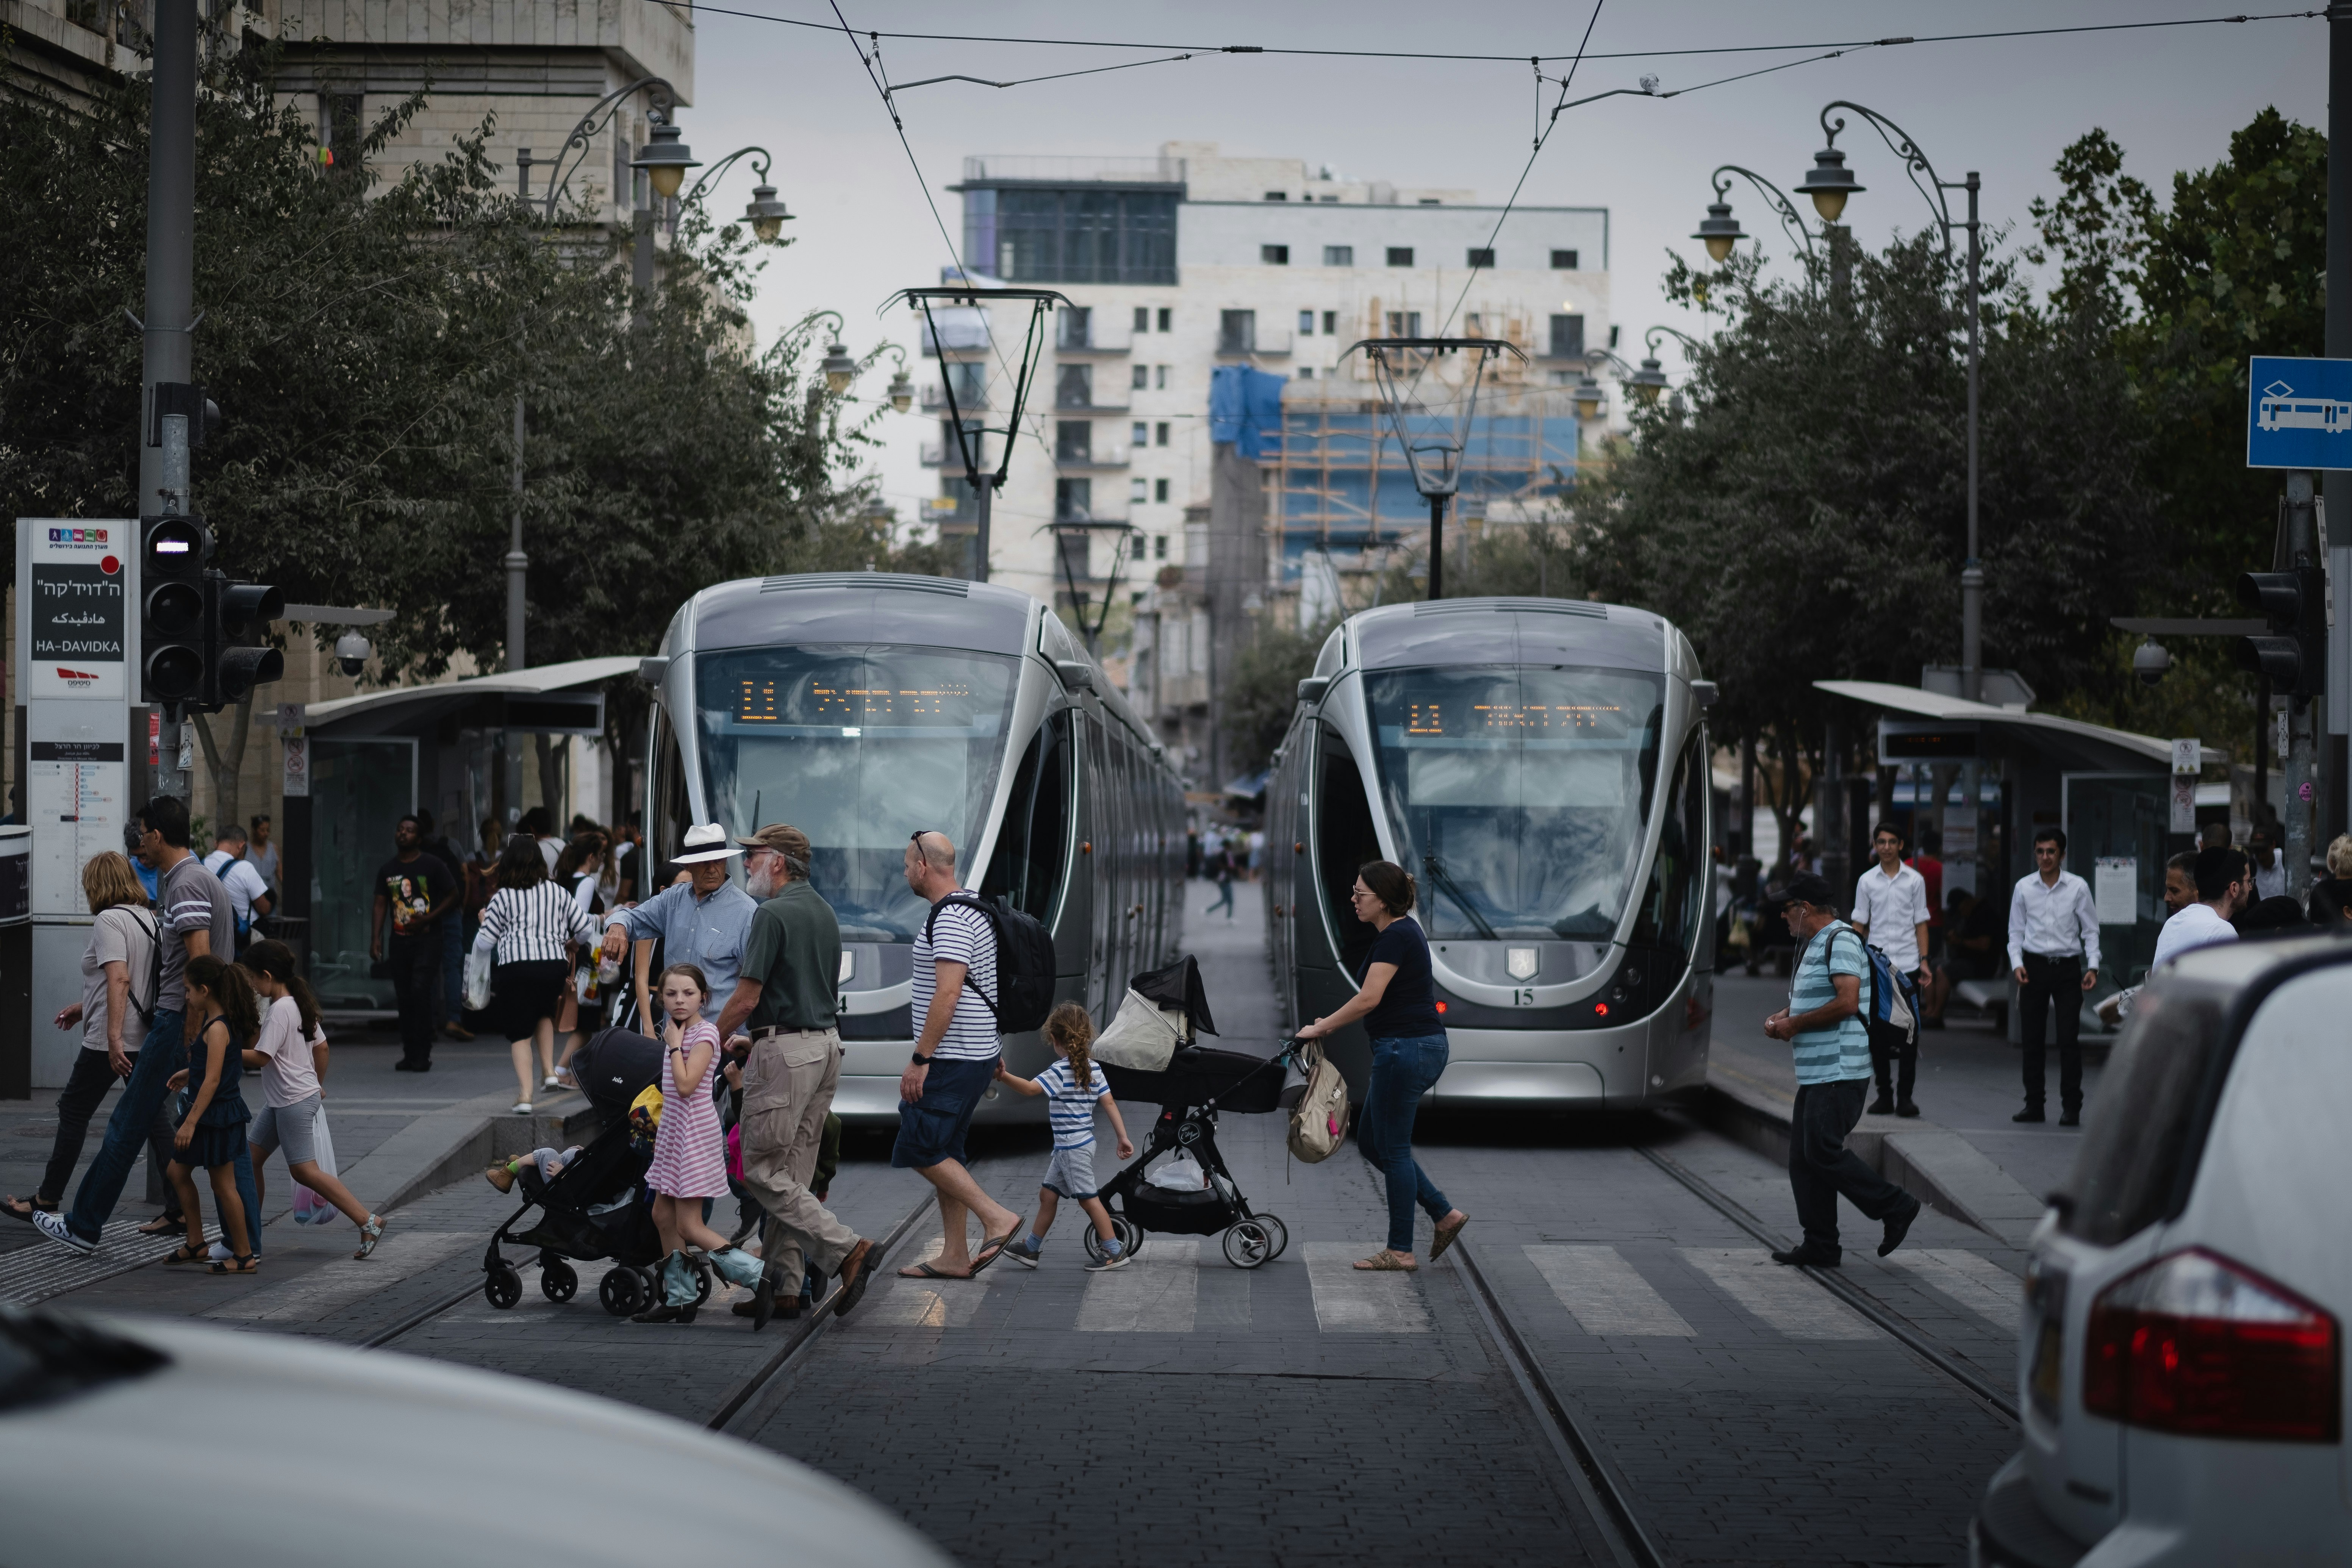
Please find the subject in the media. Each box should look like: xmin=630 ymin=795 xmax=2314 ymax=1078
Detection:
xmin=2055 ymin=988 xmax=2229 ymax=1246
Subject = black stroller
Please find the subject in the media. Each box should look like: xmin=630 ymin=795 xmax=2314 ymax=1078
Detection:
xmin=1095 ymin=957 xmax=1295 ymax=1271
xmin=479 ymin=1028 xmax=716 ymax=1317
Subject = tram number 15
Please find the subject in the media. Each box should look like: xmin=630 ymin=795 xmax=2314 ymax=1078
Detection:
xmin=1510 ymin=988 xmax=1537 ymax=1007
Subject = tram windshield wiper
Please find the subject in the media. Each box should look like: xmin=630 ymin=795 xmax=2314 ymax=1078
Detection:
xmin=1422 ymin=855 xmax=1500 ymax=942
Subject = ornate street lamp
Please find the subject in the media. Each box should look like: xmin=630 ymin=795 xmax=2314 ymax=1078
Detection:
xmin=820 ymin=341 xmax=857 ymax=396
xmin=1343 ymin=335 xmax=1526 ymax=600
xmin=677 ymin=147 xmax=794 ymax=244
xmin=629 ymin=117 xmax=699 ymax=201
xmin=1694 ymin=165 xmax=1821 ymax=263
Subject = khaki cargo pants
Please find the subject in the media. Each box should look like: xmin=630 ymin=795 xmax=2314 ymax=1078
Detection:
xmin=739 ymin=1026 xmax=859 ymax=1289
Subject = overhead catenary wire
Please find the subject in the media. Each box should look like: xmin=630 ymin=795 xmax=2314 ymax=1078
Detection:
xmin=640 ymin=2 xmax=2321 ymax=66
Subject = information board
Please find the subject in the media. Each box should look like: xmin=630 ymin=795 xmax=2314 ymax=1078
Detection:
xmin=21 ymin=521 xmax=130 ymax=702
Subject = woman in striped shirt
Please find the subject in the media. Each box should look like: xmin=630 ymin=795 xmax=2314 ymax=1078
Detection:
xmin=472 ymin=835 xmax=598 ymax=1113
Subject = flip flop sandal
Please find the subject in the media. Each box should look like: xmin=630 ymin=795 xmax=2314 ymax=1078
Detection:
xmin=137 ymin=1215 xmax=185 ymax=1237
xmin=353 ymin=1216 xmax=385 ymax=1260
xmin=0 ymin=1197 xmax=55 ymax=1224
xmin=895 ymin=1259 xmax=971 ymax=1280
xmin=162 ymin=1242 xmax=208 ymax=1265
xmin=209 ymin=1253 xmax=260 ymax=1275
xmin=969 ymin=1224 xmax=1024 ymax=1276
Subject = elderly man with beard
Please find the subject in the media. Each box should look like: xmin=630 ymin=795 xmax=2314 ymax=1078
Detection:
xmin=712 ymin=824 xmax=875 ymax=1330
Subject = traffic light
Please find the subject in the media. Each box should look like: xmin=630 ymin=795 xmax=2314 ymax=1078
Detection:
xmin=141 ymin=515 xmax=212 ymax=705
xmin=2235 ymin=566 xmax=2328 ymax=700
xmin=210 ymin=577 xmax=285 ymax=704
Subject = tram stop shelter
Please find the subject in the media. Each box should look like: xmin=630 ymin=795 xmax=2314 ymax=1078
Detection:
xmin=285 ymin=655 xmax=638 ymax=1013
xmin=1814 ymin=679 xmax=2180 ymax=1039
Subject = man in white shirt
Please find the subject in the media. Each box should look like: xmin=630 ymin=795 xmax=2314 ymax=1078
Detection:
xmin=202 ymin=823 xmax=273 ymax=951
xmin=2006 ymin=828 xmax=2100 ymax=1126
xmin=2248 ymin=826 xmax=2285 ymax=902
xmin=2151 ymin=846 xmax=2250 ymax=970
xmin=1852 ymin=821 xmax=1931 ymax=1117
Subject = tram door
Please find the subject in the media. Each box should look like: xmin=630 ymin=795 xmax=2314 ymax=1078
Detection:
xmin=1084 ymin=713 xmax=1114 ymax=1019
xmin=1313 ymin=725 xmax=1381 ymax=977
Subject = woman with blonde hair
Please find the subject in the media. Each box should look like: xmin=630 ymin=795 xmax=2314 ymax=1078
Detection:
xmin=1 ymin=851 xmax=178 ymax=1232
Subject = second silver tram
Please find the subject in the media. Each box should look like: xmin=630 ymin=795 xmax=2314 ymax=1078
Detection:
xmin=1265 ymin=597 xmax=1715 ymax=1108
xmin=638 ymin=573 xmax=1187 ymax=1124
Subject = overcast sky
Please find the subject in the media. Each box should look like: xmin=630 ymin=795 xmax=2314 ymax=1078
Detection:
xmin=676 ymin=0 xmax=2328 ymax=522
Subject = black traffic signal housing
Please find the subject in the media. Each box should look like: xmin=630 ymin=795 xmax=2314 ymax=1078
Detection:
xmin=141 ymin=515 xmax=212 ymax=706
xmin=2236 ymin=567 xmax=2328 ymax=700
xmin=209 ymin=575 xmax=285 ymax=705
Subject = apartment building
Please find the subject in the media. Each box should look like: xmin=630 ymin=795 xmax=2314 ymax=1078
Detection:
xmin=922 ymin=141 xmax=1609 ymax=774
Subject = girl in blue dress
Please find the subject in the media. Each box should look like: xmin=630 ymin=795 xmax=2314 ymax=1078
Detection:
xmin=163 ymin=955 xmax=259 ymax=1274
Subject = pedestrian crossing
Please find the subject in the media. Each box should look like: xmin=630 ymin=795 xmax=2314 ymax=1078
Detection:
xmin=1678 ymin=1248 xmax=1877 ymax=1339
xmin=1881 ymin=1248 xmax=2022 ymax=1329
xmin=1525 ymin=1245 xmax=1696 ymax=1337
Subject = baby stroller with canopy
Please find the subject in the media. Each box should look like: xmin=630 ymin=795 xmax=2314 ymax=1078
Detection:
xmin=1093 ymin=956 xmax=1294 ymax=1270
xmin=479 ymin=1027 xmax=715 ymax=1316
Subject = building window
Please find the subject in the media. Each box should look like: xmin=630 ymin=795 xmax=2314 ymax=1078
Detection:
xmin=1218 ymin=310 xmax=1256 ymax=354
xmin=1464 ymin=313 xmax=1484 ymax=337
xmin=1263 ymin=191 xmax=1288 ymax=202
xmin=1298 ymin=366 xmax=1314 ymax=380
xmin=1298 ymin=310 xmax=1315 ymax=335
xmin=1318 ymin=194 xmax=1338 ymax=203
xmin=1156 ymin=307 xmax=1171 ymax=331
xmin=1132 ymin=305 xmax=1150 ymax=333
xmin=1131 ymin=363 xmax=1149 ymax=391
xmin=322 ymin=92 xmax=365 ymax=172
xmin=1261 ymin=244 xmax=1289 ymax=265
xmin=1132 ymin=421 xmax=1149 ymax=446
xmin=1417 ymin=198 xmax=1440 ymax=206
xmin=1054 ymin=478 xmax=1093 ymax=522
xmin=1321 ymin=310 xmax=1337 ymax=335
xmin=1154 ymin=533 xmax=1169 ymax=560
xmin=1055 ymin=421 xmax=1093 ymax=463
xmin=1054 ymin=526 xmax=1090 ymax=581
xmin=1323 ymin=244 xmax=1353 ymax=266
xmin=1548 ymin=313 xmax=1585 ymax=360
xmin=1551 ymin=248 xmax=1579 ymax=270
xmin=1155 ymin=478 xmax=1170 ymax=503
xmin=945 ymin=360 xmax=986 ymax=405
xmin=1386 ymin=247 xmax=1414 ymax=267
xmin=1154 ymin=365 xmax=1168 ymax=389
xmin=962 ymin=184 xmax=1179 ymax=286
xmin=1154 ymin=421 xmax=1170 ymax=446
xmin=1055 ymin=363 xmax=1093 ymax=408
xmin=1466 ymin=247 xmax=1495 ymax=268
xmin=1056 ymin=306 xmax=1092 ymax=351
xmin=1386 ymin=310 xmax=1423 ymax=338
xmin=1131 ymin=478 xmax=1149 ymax=504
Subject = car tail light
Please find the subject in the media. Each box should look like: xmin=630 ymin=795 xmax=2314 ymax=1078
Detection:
xmin=2082 ymin=1248 xmax=2340 ymax=1442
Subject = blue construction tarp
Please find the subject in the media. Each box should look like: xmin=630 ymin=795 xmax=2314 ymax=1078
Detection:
xmin=1210 ymin=364 xmax=1287 ymax=457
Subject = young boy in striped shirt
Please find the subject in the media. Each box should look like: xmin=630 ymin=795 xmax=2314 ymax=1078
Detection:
xmin=995 ymin=1003 xmax=1136 ymax=1271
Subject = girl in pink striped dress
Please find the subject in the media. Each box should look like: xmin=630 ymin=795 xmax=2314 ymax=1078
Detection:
xmin=635 ymin=964 xmax=764 ymax=1324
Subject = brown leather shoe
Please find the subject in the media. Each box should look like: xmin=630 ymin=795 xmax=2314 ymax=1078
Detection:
xmin=484 ymin=1163 xmax=514 ymax=1193
xmin=832 ymin=1238 xmax=876 ymax=1318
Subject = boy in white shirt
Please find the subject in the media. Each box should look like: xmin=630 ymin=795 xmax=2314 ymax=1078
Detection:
xmin=1851 ymin=822 xmax=1930 ymax=1117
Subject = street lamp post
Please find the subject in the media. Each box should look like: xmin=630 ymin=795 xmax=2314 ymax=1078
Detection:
xmin=675 ymin=146 xmax=796 ymax=245
xmin=1346 ymin=336 xmax=1526 ymax=601
xmin=1798 ymin=102 xmax=1984 ymax=702
xmin=1693 ymin=166 xmax=1820 ymax=264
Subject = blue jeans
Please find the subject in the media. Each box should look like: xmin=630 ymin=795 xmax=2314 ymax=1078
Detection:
xmin=65 ymin=1008 xmax=263 ymax=1254
xmin=1359 ymin=1033 xmax=1453 ymax=1254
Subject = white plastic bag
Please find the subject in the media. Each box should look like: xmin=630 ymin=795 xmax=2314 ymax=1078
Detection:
xmin=292 ymin=1103 xmax=341 ymax=1227
xmin=1145 ymin=1153 xmax=1207 ymax=1193
xmin=463 ymin=947 xmax=494 ymax=1012
xmin=1091 ymin=988 xmax=1184 ymax=1071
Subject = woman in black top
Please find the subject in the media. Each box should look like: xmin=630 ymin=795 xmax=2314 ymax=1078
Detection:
xmin=1295 ymin=860 xmax=1469 ymax=1272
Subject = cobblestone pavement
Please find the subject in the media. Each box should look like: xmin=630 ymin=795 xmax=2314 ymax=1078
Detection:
xmin=16 ymin=879 xmax=2031 ymax=1566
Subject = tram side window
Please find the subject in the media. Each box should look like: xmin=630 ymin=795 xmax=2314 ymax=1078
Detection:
xmin=982 ymin=711 xmax=1074 ymax=922
xmin=648 ymin=706 xmax=691 ymax=873
xmin=1316 ymin=735 xmax=1383 ymax=975
xmin=1631 ymin=734 xmax=1707 ymax=960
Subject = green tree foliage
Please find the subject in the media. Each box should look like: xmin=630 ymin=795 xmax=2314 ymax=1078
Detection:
xmin=1572 ymin=231 xmax=2158 ymax=819
xmin=0 ymin=29 xmax=920 ymax=695
xmin=1221 ymin=621 xmax=1331 ymax=780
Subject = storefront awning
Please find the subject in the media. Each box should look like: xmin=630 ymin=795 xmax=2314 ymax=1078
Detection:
xmin=304 ymin=656 xmax=642 ymax=734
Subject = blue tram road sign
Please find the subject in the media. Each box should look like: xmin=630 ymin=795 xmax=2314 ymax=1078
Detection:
xmin=2248 ymin=355 xmax=2352 ymax=468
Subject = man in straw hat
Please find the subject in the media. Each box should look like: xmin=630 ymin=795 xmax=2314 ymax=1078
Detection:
xmin=599 ymin=823 xmax=757 ymax=1035
xmin=713 ymin=823 xmax=876 ymax=1329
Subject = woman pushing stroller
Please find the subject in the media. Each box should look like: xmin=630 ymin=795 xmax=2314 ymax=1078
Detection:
xmin=632 ymin=963 xmax=765 ymax=1323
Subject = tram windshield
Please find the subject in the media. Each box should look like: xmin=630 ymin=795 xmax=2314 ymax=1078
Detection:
xmin=694 ymin=644 xmax=1021 ymax=941
xmin=1365 ymin=665 xmax=1665 ymax=941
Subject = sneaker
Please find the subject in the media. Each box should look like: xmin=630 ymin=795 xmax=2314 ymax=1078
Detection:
xmin=31 ymin=1210 xmax=95 ymax=1255
xmin=1003 ymin=1236 xmax=1045 ymax=1269
xmin=511 ymin=1101 xmax=533 ymax=1115
xmin=1085 ymin=1244 xmax=1131 ymax=1272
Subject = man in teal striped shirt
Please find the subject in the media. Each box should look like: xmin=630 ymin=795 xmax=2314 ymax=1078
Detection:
xmin=1762 ymin=874 xmax=1920 ymax=1267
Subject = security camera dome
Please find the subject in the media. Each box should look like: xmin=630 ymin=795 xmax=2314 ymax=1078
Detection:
xmin=334 ymin=630 xmax=373 ymax=677
xmin=2133 ymin=637 xmax=2171 ymax=687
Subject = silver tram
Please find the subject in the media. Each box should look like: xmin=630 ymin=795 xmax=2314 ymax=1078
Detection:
xmin=638 ymin=573 xmax=1187 ymax=1124
xmin=1265 ymin=597 xmax=1716 ymax=1108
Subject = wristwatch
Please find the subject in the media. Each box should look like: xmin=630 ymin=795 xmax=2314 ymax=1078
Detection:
xmin=910 ymin=1052 xmax=934 ymax=1066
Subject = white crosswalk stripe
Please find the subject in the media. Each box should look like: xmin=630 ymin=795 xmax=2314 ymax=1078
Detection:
xmin=1524 ymin=1244 xmax=1696 ymax=1336
xmin=1304 ymin=1243 xmax=1430 ymax=1333
xmin=1882 ymin=1248 xmax=2022 ymax=1328
xmin=205 ymin=1230 xmax=471 ymax=1322
xmin=1678 ymin=1248 xmax=1876 ymax=1340
xmin=1079 ymin=1238 xmax=1200 ymax=1331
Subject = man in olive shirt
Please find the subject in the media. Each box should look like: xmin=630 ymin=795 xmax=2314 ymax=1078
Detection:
xmin=715 ymin=824 xmax=874 ymax=1329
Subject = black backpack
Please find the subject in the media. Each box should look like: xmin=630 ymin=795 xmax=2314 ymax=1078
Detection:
xmin=923 ymin=893 xmax=1057 ymax=1035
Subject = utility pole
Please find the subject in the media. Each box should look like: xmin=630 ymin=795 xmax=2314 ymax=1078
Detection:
xmin=2326 ymin=2 xmax=2352 ymax=848
xmin=2284 ymin=472 xmax=2322 ymax=901
xmin=505 ymin=396 xmax=527 ymax=671
xmin=1959 ymin=170 xmax=1984 ymax=705
xmin=141 ymin=0 xmax=196 ymax=802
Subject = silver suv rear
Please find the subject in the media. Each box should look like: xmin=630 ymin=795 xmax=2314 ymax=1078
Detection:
xmin=1972 ymin=933 xmax=2350 ymax=1566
